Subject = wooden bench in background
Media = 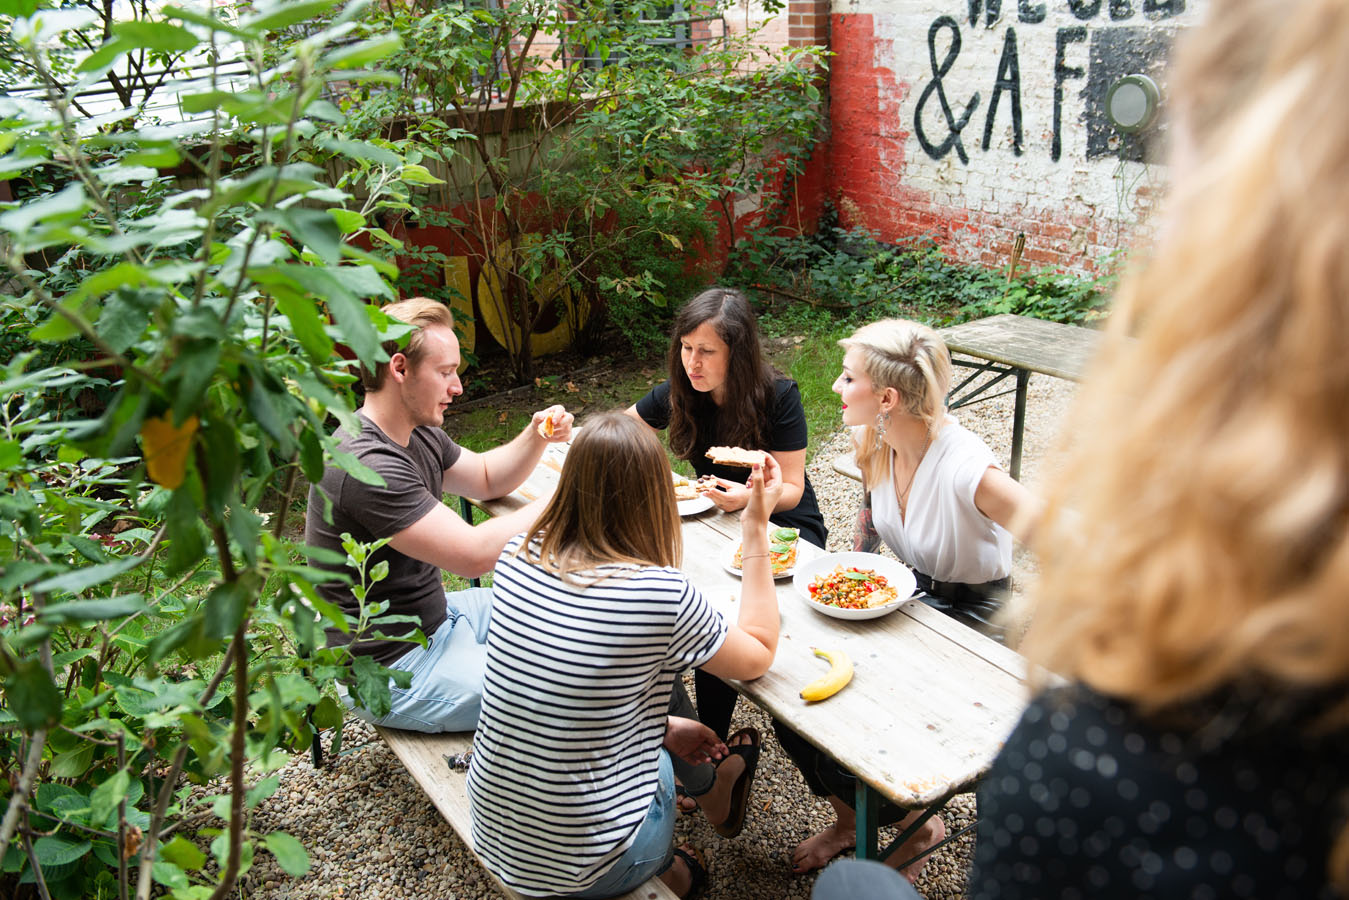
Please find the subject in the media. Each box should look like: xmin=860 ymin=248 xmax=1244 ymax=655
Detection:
xmin=376 ymin=726 xmax=680 ymax=900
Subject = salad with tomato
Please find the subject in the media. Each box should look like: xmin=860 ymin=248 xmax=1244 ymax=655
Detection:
xmin=808 ymin=565 xmax=899 ymax=609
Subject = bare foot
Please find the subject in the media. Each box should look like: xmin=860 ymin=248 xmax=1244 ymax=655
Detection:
xmin=790 ymin=821 xmax=856 ymax=874
xmin=675 ymin=784 xmax=698 ymax=814
xmin=892 ymin=813 xmax=946 ymax=884
xmin=692 ymin=730 xmax=752 ymax=827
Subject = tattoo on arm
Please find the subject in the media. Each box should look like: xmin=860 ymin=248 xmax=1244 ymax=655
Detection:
xmin=853 ymin=490 xmax=882 ymax=554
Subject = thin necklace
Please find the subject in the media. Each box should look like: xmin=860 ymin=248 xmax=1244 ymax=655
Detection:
xmin=896 ymin=430 xmax=932 ymax=516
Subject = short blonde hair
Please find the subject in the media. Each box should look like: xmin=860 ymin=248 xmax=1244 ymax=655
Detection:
xmin=839 ymin=319 xmax=952 ymax=487
xmin=360 ymin=297 xmax=455 ymax=391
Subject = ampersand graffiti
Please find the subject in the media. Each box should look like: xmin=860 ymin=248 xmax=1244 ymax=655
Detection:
xmin=914 ymin=16 xmax=981 ymax=165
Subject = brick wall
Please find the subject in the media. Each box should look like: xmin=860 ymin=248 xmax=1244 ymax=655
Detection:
xmin=805 ymin=0 xmax=1208 ymax=275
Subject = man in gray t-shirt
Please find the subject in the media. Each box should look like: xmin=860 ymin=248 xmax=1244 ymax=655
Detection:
xmin=305 ymin=297 xmax=570 ymax=732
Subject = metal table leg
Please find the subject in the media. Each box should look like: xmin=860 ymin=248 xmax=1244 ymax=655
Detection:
xmin=855 ymin=780 xmax=882 ymax=860
xmin=1009 ymin=368 xmax=1029 ymax=481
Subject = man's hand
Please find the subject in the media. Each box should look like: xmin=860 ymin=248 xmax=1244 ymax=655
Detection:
xmin=532 ymin=404 xmax=574 ymax=442
xmin=663 ymin=716 xmax=727 ymax=766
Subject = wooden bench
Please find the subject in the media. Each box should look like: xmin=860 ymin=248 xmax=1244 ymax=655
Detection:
xmin=833 ymin=313 xmax=1101 ymax=482
xmin=375 ymin=726 xmax=680 ymax=900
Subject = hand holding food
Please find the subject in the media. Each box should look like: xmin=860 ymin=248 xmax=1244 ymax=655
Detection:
xmin=740 ymin=454 xmax=783 ymax=527
xmin=800 ymin=647 xmax=853 ymax=702
xmin=534 ymin=405 xmax=572 ymax=441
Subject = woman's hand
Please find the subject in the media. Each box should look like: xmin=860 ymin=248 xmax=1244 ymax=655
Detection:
xmin=663 ymin=716 xmax=728 ymax=766
xmin=699 ymin=475 xmax=748 ymax=513
xmin=740 ymin=455 xmax=784 ymax=528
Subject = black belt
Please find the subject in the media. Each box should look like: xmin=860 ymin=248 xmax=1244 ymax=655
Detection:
xmin=912 ymin=571 xmax=1010 ymax=606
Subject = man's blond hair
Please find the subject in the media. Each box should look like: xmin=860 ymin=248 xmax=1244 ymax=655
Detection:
xmin=361 ymin=297 xmax=455 ymax=391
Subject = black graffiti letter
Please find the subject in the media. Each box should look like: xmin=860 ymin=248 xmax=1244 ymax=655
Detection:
xmin=1052 ymin=26 xmax=1087 ymax=162
xmin=982 ymin=28 xmax=1023 ymax=156
xmin=914 ymin=16 xmax=981 ymax=165
xmin=967 ymin=0 xmax=1001 ymax=27
xmin=1143 ymin=0 xmax=1185 ymax=18
xmin=1018 ymin=0 xmax=1046 ymax=23
xmin=1110 ymin=0 xmax=1134 ymax=18
xmin=1068 ymin=0 xmax=1103 ymax=19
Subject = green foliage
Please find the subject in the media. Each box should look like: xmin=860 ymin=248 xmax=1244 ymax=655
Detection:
xmin=331 ymin=0 xmax=826 ymax=382
xmin=730 ymin=213 xmax=1115 ymax=329
xmin=0 ymin=2 xmax=441 ymax=896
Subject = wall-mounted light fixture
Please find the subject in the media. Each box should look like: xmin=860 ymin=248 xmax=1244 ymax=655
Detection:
xmin=1105 ymin=73 xmax=1161 ymax=133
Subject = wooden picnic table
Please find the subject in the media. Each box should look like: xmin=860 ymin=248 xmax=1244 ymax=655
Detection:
xmin=462 ymin=438 xmax=1031 ymax=865
xmin=940 ymin=313 xmax=1099 ymax=480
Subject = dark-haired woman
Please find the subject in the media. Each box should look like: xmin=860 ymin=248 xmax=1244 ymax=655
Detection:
xmin=467 ymin=412 xmax=784 ymax=898
xmin=624 ymin=287 xmax=827 ymax=822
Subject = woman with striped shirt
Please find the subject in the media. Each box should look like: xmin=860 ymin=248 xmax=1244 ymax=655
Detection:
xmin=467 ymin=411 xmax=784 ymax=898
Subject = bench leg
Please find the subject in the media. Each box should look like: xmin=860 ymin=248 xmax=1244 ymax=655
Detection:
xmin=1010 ymin=369 xmax=1029 ymax=481
xmin=458 ymin=496 xmax=481 ymax=588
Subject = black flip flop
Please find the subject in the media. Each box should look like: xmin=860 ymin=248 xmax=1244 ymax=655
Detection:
xmin=712 ymin=726 xmax=761 ymax=838
xmin=675 ymin=783 xmax=700 ymax=814
xmin=670 ymin=845 xmax=707 ymax=898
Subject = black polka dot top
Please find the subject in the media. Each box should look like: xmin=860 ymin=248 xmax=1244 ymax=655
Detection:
xmin=970 ymin=686 xmax=1349 ymax=900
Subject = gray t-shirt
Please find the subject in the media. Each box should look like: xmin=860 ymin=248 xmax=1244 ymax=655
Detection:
xmin=305 ymin=412 xmax=463 ymax=664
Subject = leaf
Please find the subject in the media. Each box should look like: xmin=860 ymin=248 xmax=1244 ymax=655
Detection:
xmin=40 ymin=595 xmax=147 ymax=625
xmin=141 ymin=413 xmax=199 ymax=490
xmin=0 ymin=0 xmax=40 ymax=18
xmin=350 ymin=654 xmax=394 ymax=719
xmin=0 ymin=440 xmax=20 ymax=470
xmin=317 ymin=137 xmax=401 ymax=168
xmin=2 ymin=660 xmax=62 ymax=730
xmin=328 ymin=208 xmax=365 ymax=235
xmin=399 ymin=164 xmax=445 ymax=186
xmin=90 ymin=769 xmax=130 ymax=824
xmin=320 ymin=35 xmax=402 ymax=70
xmin=243 ymin=0 xmax=340 ymax=33
xmin=204 ymin=581 xmax=250 ymax=641
xmin=0 ymin=183 xmax=87 ymax=234
xmin=158 ymin=836 xmax=207 ymax=871
xmin=50 ymin=743 xmax=95 ymax=778
xmin=112 ymin=20 xmax=200 ymax=52
xmin=31 ymin=837 xmax=91 ymax=867
xmin=247 ymin=374 xmax=295 ymax=454
xmin=32 ymin=556 xmax=141 ymax=595
xmin=168 ymin=340 xmax=221 ymax=424
xmin=263 ymin=832 xmax=310 ymax=877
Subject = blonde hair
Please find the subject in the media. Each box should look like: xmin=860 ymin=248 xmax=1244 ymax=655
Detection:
xmin=1025 ymin=0 xmax=1349 ymax=881
xmin=360 ymin=297 xmax=455 ymax=391
xmin=519 ymin=411 xmax=682 ymax=577
xmin=839 ymin=319 xmax=952 ymax=487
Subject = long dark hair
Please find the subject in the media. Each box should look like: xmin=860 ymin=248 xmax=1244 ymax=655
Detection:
xmin=519 ymin=411 xmax=682 ymax=575
xmin=666 ymin=287 xmax=776 ymax=459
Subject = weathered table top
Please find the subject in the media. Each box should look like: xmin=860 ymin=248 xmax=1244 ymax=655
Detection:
xmin=481 ymin=439 xmax=1030 ymax=809
xmin=939 ymin=313 xmax=1101 ymax=382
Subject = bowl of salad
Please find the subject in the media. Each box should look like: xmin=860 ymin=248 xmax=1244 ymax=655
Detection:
xmin=792 ymin=552 xmax=917 ymax=620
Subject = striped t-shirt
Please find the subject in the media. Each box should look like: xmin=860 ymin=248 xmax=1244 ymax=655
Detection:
xmin=466 ymin=535 xmax=729 ymax=896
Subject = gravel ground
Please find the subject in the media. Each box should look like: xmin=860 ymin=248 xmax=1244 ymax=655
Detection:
xmin=236 ymin=372 xmax=1074 ymax=900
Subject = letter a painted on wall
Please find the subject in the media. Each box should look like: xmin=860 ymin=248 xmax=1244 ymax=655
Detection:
xmin=982 ymin=28 xmax=1024 ymax=156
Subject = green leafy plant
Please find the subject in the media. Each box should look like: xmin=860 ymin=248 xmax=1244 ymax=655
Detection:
xmin=0 ymin=2 xmax=441 ymax=897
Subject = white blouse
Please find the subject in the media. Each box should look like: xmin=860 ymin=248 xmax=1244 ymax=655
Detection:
xmin=870 ymin=420 xmax=1012 ymax=585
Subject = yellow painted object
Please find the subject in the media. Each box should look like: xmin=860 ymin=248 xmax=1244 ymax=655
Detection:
xmin=799 ymin=647 xmax=854 ymax=702
xmin=476 ymin=236 xmax=589 ymax=357
xmin=443 ymin=256 xmax=475 ymax=368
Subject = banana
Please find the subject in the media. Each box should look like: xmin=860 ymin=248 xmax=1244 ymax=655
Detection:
xmin=799 ymin=647 xmax=853 ymax=702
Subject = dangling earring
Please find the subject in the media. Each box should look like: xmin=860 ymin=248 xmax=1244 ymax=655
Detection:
xmin=874 ymin=410 xmax=889 ymax=450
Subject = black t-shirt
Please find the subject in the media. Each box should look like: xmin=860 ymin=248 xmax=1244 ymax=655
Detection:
xmin=971 ymin=686 xmax=1349 ymax=900
xmin=634 ymin=377 xmax=827 ymax=546
xmin=305 ymin=412 xmax=462 ymax=664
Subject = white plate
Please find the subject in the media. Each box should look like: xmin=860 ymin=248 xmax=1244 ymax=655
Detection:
xmin=792 ymin=552 xmax=917 ymax=620
xmin=722 ymin=533 xmax=798 ymax=580
xmin=677 ymin=496 xmax=714 ymax=516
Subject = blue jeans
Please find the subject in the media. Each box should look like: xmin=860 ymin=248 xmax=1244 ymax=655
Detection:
xmin=343 ymin=587 xmax=493 ymax=733
xmin=571 ymin=751 xmax=677 ymax=899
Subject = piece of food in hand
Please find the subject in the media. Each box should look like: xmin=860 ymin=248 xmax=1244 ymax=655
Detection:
xmin=705 ymin=445 xmax=767 ymax=468
xmin=807 ymin=565 xmax=899 ymax=609
xmin=537 ymin=410 xmax=559 ymax=438
xmin=800 ymin=647 xmax=853 ymax=701
xmin=733 ymin=526 xmax=799 ymax=575
xmin=672 ymin=473 xmax=700 ymax=502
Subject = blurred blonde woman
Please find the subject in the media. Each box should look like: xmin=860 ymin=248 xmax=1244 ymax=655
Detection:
xmin=968 ymin=0 xmax=1349 ymax=896
xmin=814 ymin=3 xmax=1349 ymax=897
xmin=779 ymin=318 xmax=1037 ymax=878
